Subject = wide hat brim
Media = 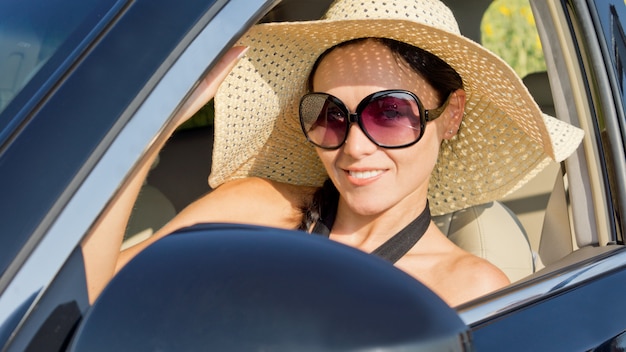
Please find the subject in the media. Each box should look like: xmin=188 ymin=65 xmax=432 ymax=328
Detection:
xmin=209 ymin=17 xmax=583 ymax=216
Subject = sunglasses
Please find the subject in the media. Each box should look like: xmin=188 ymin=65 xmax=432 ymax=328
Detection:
xmin=299 ymin=89 xmax=449 ymax=149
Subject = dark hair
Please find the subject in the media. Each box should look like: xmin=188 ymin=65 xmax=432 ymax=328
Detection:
xmin=308 ymin=37 xmax=463 ymax=103
xmin=299 ymin=38 xmax=463 ymax=231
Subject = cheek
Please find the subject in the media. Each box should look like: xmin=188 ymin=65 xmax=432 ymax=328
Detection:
xmin=429 ymin=117 xmax=449 ymax=141
xmin=396 ymin=126 xmax=441 ymax=176
xmin=315 ymin=148 xmax=337 ymax=175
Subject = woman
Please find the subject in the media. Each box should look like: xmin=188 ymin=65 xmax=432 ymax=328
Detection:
xmin=295 ymin=37 xmax=509 ymax=305
xmin=89 ymin=0 xmax=583 ymax=307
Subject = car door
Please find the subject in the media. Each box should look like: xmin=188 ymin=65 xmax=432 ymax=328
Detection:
xmin=0 ymin=0 xmax=277 ymax=350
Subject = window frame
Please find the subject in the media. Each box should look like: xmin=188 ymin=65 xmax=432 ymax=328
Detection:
xmin=0 ymin=0 xmax=278 ymax=346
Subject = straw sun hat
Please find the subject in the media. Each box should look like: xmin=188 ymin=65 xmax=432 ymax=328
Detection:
xmin=209 ymin=0 xmax=584 ymax=216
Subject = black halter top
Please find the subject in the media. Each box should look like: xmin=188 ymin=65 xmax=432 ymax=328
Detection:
xmin=311 ymin=197 xmax=431 ymax=264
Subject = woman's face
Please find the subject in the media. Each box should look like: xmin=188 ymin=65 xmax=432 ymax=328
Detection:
xmin=311 ymin=39 xmax=459 ymax=216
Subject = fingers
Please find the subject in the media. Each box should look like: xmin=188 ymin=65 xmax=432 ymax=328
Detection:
xmin=176 ymin=46 xmax=248 ymax=127
xmin=203 ymin=46 xmax=249 ymax=97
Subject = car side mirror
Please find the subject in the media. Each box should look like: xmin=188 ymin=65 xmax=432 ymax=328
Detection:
xmin=69 ymin=223 xmax=472 ymax=351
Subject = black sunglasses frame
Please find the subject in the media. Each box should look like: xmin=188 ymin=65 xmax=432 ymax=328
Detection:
xmin=299 ymin=89 xmax=450 ymax=149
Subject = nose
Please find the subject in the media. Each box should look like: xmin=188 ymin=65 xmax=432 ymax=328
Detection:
xmin=341 ymin=123 xmax=378 ymax=157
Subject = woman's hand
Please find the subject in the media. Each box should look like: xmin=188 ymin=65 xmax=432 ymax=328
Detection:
xmin=173 ymin=46 xmax=248 ymax=129
xmin=82 ymin=45 xmax=248 ymax=303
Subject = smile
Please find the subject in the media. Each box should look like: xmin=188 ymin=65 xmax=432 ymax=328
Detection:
xmin=348 ymin=170 xmax=384 ymax=179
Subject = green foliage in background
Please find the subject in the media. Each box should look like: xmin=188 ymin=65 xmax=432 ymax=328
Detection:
xmin=177 ymin=99 xmax=215 ymax=131
xmin=481 ymin=0 xmax=546 ymax=79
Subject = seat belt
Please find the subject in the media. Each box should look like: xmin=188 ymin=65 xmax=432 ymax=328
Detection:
xmin=538 ymin=164 xmax=573 ymax=266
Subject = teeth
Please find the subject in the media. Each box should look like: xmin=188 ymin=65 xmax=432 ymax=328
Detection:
xmin=349 ymin=170 xmax=383 ymax=179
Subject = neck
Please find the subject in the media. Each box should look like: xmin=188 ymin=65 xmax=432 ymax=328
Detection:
xmin=330 ymin=197 xmax=429 ymax=253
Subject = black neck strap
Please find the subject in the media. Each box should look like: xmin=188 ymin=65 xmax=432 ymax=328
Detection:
xmin=311 ymin=201 xmax=431 ymax=264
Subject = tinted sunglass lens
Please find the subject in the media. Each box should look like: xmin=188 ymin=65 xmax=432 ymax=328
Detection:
xmin=361 ymin=93 xmax=422 ymax=146
xmin=300 ymin=94 xmax=347 ymax=148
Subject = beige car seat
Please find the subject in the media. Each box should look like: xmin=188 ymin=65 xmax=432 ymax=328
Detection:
xmin=434 ymin=201 xmax=535 ymax=282
xmin=123 ymin=156 xmax=176 ymax=250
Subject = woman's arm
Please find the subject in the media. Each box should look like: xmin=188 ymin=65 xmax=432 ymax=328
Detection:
xmin=81 ymin=46 xmax=249 ymax=303
xmin=115 ymin=177 xmax=313 ymax=271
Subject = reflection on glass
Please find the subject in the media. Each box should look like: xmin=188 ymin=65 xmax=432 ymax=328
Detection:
xmin=0 ymin=0 xmax=115 ymax=116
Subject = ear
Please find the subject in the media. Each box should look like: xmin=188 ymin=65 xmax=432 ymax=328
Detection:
xmin=442 ymin=89 xmax=466 ymax=140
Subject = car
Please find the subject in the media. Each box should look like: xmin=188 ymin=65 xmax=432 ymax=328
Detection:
xmin=1 ymin=0 xmax=625 ymax=350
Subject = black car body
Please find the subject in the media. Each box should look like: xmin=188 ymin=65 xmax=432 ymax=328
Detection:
xmin=1 ymin=0 xmax=626 ymax=350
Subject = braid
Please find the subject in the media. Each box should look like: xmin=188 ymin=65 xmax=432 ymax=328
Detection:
xmin=298 ymin=179 xmax=338 ymax=231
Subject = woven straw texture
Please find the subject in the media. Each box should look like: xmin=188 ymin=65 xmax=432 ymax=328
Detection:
xmin=210 ymin=0 xmax=583 ymax=215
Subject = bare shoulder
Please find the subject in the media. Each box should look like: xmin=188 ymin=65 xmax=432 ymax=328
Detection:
xmin=217 ymin=177 xmax=315 ymax=199
xmin=211 ymin=177 xmax=316 ymax=210
xmin=170 ymin=177 xmax=316 ymax=230
xmin=402 ymin=229 xmax=510 ymax=306
xmin=427 ymin=251 xmax=509 ymax=307
xmin=451 ymin=252 xmax=510 ymax=297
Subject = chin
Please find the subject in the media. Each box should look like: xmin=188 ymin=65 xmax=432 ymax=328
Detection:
xmin=346 ymin=198 xmax=391 ymax=217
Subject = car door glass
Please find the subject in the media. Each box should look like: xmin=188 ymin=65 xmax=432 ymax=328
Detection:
xmin=0 ymin=0 xmax=122 ymax=139
xmin=592 ymin=0 xmax=626 ymax=112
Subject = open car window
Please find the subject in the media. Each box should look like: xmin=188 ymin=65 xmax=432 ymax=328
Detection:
xmin=125 ymin=0 xmax=579 ymax=293
xmin=120 ymin=0 xmax=624 ymax=332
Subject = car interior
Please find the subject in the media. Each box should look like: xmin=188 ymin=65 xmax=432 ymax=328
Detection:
xmin=123 ymin=0 xmax=612 ymax=289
